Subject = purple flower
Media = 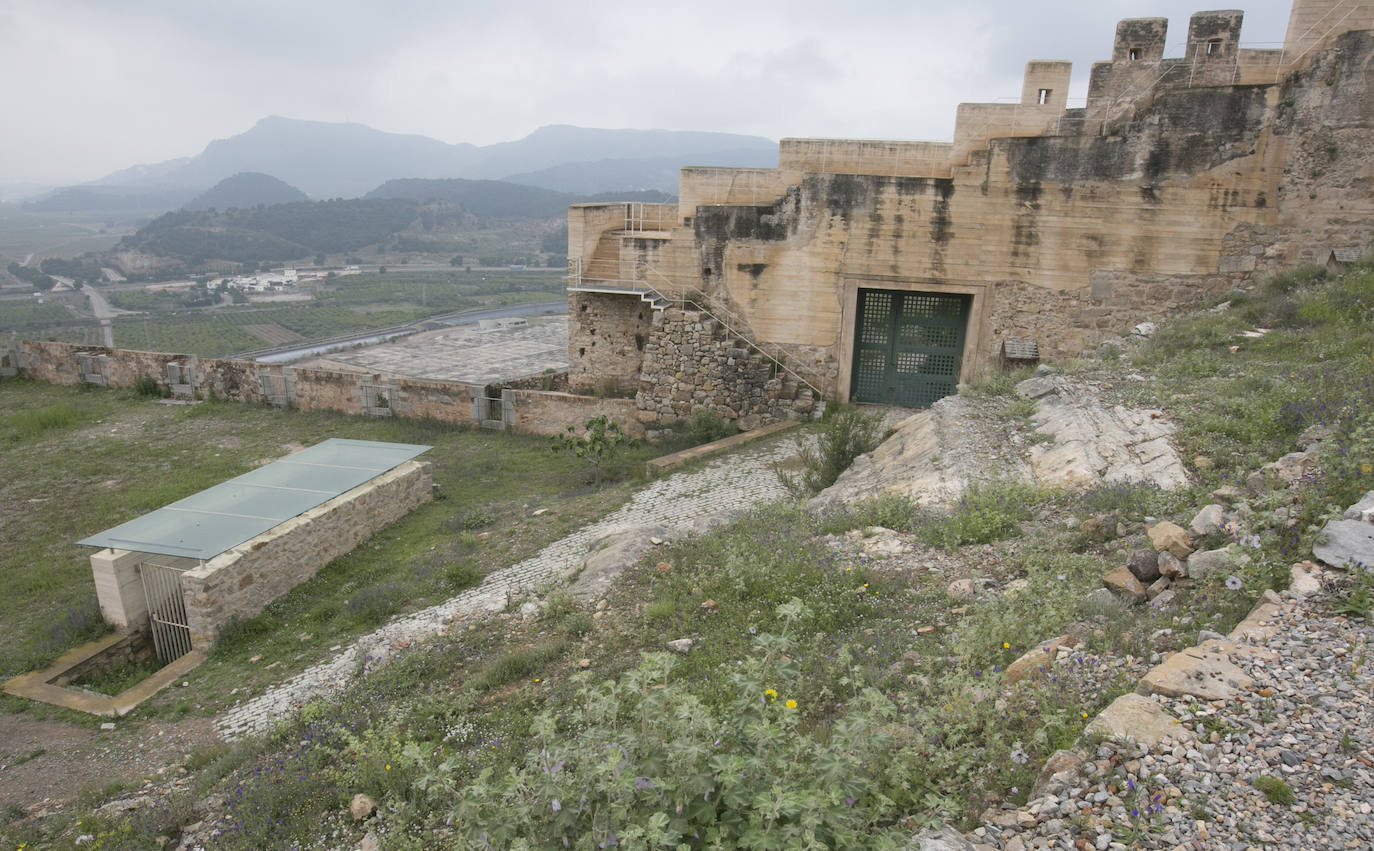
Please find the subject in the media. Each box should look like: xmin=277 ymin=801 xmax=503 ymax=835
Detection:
xmin=1226 ymin=575 xmax=1244 ymax=591
xmin=1010 ymin=748 xmax=1029 ymax=765
xmin=634 ymin=776 xmax=654 ymax=790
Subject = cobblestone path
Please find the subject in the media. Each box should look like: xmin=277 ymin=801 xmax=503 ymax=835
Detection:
xmin=215 ymin=434 xmax=801 ymax=740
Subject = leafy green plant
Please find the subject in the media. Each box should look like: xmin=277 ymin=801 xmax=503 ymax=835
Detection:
xmin=780 ymin=407 xmax=881 ymax=495
xmin=680 ymin=407 xmax=739 ymax=445
xmin=551 ymin=414 xmax=640 ymax=487
xmin=432 ymin=600 xmax=918 ymax=848
xmin=1253 ymin=775 xmax=1295 ymax=805
xmin=132 ymin=374 xmax=162 ymax=397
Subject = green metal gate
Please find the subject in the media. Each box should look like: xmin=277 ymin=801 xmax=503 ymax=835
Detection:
xmin=851 ymin=289 xmax=970 ymax=407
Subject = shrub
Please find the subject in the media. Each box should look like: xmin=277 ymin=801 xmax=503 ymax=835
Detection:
xmin=1253 ymin=775 xmax=1295 ymax=805
xmin=132 ymin=374 xmax=161 ymax=397
xmin=551 ymin=414 xmax=639 ymax=487
xmin=680 ymin=407 xmax=738 ymax=445
xmin=783 ymin=407 xmax=881 ymax=495
xmin=435 ymin=602 xmax=918 ymax=848
xmin=914 ymin=480 xmax=1041 ymax=550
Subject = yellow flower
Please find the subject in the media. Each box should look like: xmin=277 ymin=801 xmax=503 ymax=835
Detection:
xmin=785 ymin=699 xmax=797 ymax=709
xmin=1080 ymin=712 xmax=1089 ymax=719
xmin=385 ymin=764 xmax=391 ymax=771
xmin=1002 ymin=642 xmax=1010 ymax=649
xmin=1363 ymin=463 xmax=1372 ymax=474
xmin=764 ymin=688 xmax=777 ymax=702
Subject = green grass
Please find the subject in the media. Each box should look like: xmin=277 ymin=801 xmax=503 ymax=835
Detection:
xmin=0 ymin=379 xmax=662 ymax=697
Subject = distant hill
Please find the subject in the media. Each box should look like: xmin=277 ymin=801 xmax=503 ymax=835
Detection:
xmin=183 ymin=173 xmax=308 ymax=211
xmin=23 ymin=185 xmax=198 ymax=214
xmin=366 ymin=178 xmax=572 ymax=220
xmin=44 ymin=118 xmax=776 ymax=209
xmin=502 ymin=148 xmax=782 ymax=195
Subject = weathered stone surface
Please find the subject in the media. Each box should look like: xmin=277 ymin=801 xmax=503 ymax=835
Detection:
xmin=947 ymin=579 xmax=981 ymax=600
xmin=1139 ymin=642 xmax=1254 ymax=700
xmin=350 ymin=793 xmax=377 ymax=821
xmin=1148 ymin=521 xmax=1193 ymax=558
xmin=1004 ymin=635 xmax=1076 ymax=685
xmin=1103 ymin=567 xmax=1147 ymax=603
xmin=1259 ymin=450 xmax=1319 ymax=486
xmin=1029 ymin=749 xmax=1086 ymax=799
xmin=1086 ymin=692 xmax=1195 ymax=747
xmin=1189 ymin=504 xmax=1226 ymax=537
xmin=1210 ymin=485 xmax=1247 ymax=505
xmin=1015 ymin=376 xmax=1057 ymax=399
xmin=1229 ymin=601 xmax=1285 ymax=642
xmin=567 ymin=524 xmax=674 ymax=601
xmin=1127 ymin=548 xmax=1161 ymax=583
xmin=1313 ymin=519 xmax=1374 ymax=571
xmin=1289 ymin=561 xmax=1323 ymax=597
xmin=666 ymin=638 xmax=694 ymax=653
xmin=906 ymin=826 xmax=981 ymax=851
xmin=811 ymin=395 xmax=1024 ymax=511
xmin=1146 ymin=576 xmax=1172 ymax=599
xmin=1029 ymin=396 xmax=1188 ymax=490
xmin=1342 ymin=490 xmax=1374 ymax=522
xmin=1157 ymin=550 xmax=1185 ymax=578
xmin=1186 ymin=546 xmax=1250 ymax=582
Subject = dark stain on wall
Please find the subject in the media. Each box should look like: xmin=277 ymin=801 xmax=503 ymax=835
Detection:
xmin=736 ymin=263 xmax=768 ymax=279
xmin=929 ymin=179 xmax=954 ymax=245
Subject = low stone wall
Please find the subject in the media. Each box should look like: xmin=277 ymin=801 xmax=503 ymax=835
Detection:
xmin=506 ymin=389 xmax=643 ymax=438
xmin=181 ymin=460 xmax=434 ymax=646
xmin=9 ymin=339 xmax=637 ymax=439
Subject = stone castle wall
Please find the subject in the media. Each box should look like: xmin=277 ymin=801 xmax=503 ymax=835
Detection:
xmin=566 ymin=4 xmax=1374 ymax=409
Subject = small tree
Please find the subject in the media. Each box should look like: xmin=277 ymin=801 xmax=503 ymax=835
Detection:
xmin=551 ymin=415 xmax=638 ymax=487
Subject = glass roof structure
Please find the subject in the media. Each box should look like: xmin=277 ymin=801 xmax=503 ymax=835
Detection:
xmin=77 ymin=439 xmax=430 ymax=561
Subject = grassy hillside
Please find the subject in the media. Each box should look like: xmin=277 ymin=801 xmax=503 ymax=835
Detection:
xmin=3 ymin=261 xmax=1372 ymax=849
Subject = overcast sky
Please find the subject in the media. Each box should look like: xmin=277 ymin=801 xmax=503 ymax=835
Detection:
xmin=0 ymin=0 xmax=1296 ymax=187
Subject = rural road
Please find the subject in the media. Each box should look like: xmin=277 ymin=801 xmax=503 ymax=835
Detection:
xmin=85 ymin=285 xmax=134 ymax=347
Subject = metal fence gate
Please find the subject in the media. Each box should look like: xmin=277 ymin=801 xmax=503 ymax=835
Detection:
xmin=139 ymin=560 xmax=192 ymax=663
xmin=852 ymin=289 xmax=970 ymax=408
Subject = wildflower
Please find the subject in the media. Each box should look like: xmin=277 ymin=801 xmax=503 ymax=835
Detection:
xmin=764 ymin=688 xmax=778 ymax=702
xmin=1363 ymin=463 xmax=1372 ymax=474
xmin=1010 ymin=747 xmax=1029 ymax=764
xmin=635 ymin=776 xmax=654 ymax=790
xmin=385 ymin=764 xmax=391 ymax=771
xmin=1226 ymin=575 xmax=1244 ymax=591
xmin=1081 ymin=712 xmax=1089 ymax=719
xmin=785 ymin=699 xmax=797 ymax=709
xmin=551 ymin=798 xmax=562 ymax=812
xmin=1002 ymin=642 xmax=1010 ymax=649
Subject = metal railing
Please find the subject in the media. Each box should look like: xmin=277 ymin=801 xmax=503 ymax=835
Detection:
xmin=567 ymin=256 xmax=824 ymax=398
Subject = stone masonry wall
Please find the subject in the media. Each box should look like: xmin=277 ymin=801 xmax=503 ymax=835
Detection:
xmin=567 ymin=291 xmax=653 ymax=394
xmin=181 ymin=460 xmax=433 ymax=647
xmin=10 ymin=339 xmax=649 ymax=440
xmin=506 ymin=390 xmax=643 ymax=438
xmin=634 ymin=306 xmax=817 ymax=434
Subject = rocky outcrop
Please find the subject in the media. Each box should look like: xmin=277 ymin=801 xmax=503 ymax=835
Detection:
xmin=812 ymin=375 xmax=1187 ymax=510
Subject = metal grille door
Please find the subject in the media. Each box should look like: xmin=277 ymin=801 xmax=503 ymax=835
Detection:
xmin=852 ymin=289 xmax=969 ymax=407
xmin=139 ymin=561 xmax=192 ymax=663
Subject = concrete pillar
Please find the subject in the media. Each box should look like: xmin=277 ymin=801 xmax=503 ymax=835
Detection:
xmin=90 ymin=548 xmax=148 ymax=631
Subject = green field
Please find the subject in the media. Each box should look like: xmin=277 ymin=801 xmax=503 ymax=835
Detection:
xmin=0 ymin=269 xmax=568 ymax=356
xmin=0 ymin=379 xmax=661 ymax=692
xmin=0 ymin=206 xmax=133 ymax=261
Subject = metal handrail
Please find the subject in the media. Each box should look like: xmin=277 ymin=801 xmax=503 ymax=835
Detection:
xmin=567 ymin=257 xmax=824 ymax=398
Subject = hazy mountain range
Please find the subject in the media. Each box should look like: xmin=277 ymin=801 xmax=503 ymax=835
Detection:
xmin=22 ymin=117 xmax=777 ymax=213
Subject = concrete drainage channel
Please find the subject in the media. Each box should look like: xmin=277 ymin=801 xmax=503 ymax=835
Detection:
xmin=214 ymin=430 xmax=806 ymax=741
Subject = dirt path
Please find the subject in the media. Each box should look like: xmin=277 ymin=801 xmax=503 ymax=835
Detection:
xmin=0 ymin=714 xmax=217 ymax=816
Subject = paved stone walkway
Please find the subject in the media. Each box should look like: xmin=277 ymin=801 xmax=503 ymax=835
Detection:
xmin=214 ymin=433 xmax=801 ymax=741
